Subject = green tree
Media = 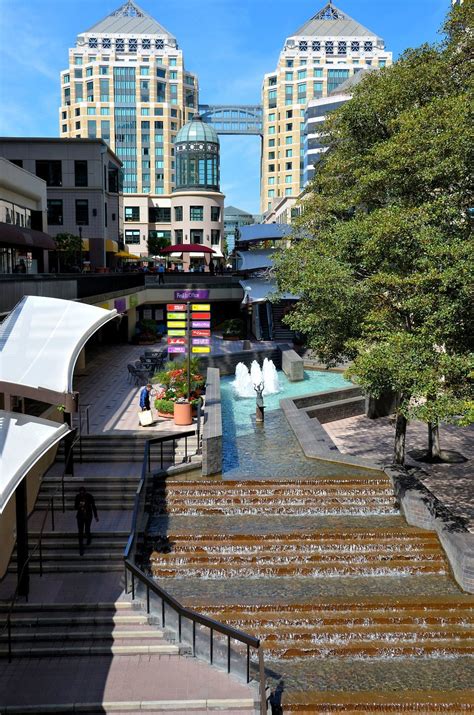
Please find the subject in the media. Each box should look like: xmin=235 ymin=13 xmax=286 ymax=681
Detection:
xmin=54 ymin=232 xmax=82 ymax=272
xmin=274 ymin=2 xmax=473 ymax=464
xmin=147 ymin=233 xmax=170 ymax=257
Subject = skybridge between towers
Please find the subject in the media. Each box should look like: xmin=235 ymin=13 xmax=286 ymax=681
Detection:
xmin=199 ymin=104 xmax=263 ymax=135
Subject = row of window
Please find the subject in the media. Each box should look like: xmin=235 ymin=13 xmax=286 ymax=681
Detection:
xmin=268 ymin=188 xmax=294 ymax=201
xmin=294 ymin=40 xmax=374 ymax=54
xmin=47 ymin=198 xmax=115 ymax=226
xmin=86 ymin=37 xmax=174 ymax=53
xmin=66 ymin=66 xmax=189 ymax=81
xmin=125 ymin=205 xmax=221 ymax=223
xmin=125 ymin=229 xmax=220 ymax=245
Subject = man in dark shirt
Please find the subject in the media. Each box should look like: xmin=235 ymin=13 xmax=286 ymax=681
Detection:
xmin=74 ymin=487 xmax=99 ymax=555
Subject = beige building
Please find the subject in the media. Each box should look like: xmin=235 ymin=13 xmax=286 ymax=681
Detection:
xmin=0 ymin=157 xmax=53 ymax=273
xmin=261 ymin=1 xmax=392 ymax=213
xmin=59 ymin=0 xmax=199 ymax=258
xmin=0 ymin=138 xmax=123 ymax=270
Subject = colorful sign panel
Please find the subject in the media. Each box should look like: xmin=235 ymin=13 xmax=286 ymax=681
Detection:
xmin=192 ymin=321 xmax=211 ymax=329
xmin=167 ymin=312 xmax=187 ymax=320
xmin=167 ymin=304 xmax=187 ymax=312
xmin=129 ymin=294 xmax=138 ymax=307
xmin=168 ymin=337 xmax=186 ymax=345
xmin=167 ymin=320 xmax=187 ymax=328
xmin=192 ymin=312 xmax=211 ymax=320
xmin=192 ymin=346 xmax=211 ymax=354
xmin=192 ymin=329 xmax=211 ymax=337
xmin=191 ymin=304 xmax=210 ymax=311
xmin=175 ymin=290 xmax=210 ymax=300
xmin=192 ymin=338 xmax=211 ymax=346
xmin=168 ymin=346 xmax=186 ymax=354
xmin=168 ymin=329 xmax=186 ymax=336
xmin=114 ymin=298 xmax=127 ymax=312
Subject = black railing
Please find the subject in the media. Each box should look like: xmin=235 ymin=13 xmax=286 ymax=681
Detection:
xmin=123 ymin=433 xmax=267 ymax=714
xmin=1 ymin=434 xmax=78 ymax=661
xmin=145 ymin=274 xmax=241 ymax=287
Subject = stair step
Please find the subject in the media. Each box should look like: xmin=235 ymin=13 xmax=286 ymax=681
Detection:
xmin=0 ymin=643 xmax=180 ymax=657
xmin=8 ymin=563 xmax=125 ymax=573
xmin=2 ymin=615 xmax=148 ymax=627
xmin=0 ymin=697 xmax=257 ymax=714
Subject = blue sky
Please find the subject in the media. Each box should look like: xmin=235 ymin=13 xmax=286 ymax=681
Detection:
xmin=0 ymin=0 xmax=449 ymax=214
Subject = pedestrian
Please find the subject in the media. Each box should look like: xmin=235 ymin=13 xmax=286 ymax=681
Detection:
xmin=139 ymin=383 xmax=152 ymax=411
xmin=157 ymin=262 xmax=165 ymax=284
xmin=74 ymin=487 xmax=99 ymax=555
xmin=209 ymin=261 xmax=215 ymax=275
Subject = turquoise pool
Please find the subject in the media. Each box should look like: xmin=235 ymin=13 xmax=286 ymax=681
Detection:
xmin=220 ymin=369 xmax=351 ymax=478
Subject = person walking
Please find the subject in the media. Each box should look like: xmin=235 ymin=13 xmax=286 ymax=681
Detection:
xmin=74 ymin=487 xmax=99 ymax=555
xmin=139 ymin=383 xmax=152 ymax=412
xmin=157 ymin=262 xmax=165 ymax=284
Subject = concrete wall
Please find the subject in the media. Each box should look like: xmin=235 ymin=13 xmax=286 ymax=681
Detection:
xmin=280 ymin=344 xmax=304 ymax=381
xmin=201 ymin=367 xmax=222 ymax=476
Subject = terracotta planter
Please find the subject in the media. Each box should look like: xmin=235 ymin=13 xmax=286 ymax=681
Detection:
xmin=174 ymin=401 xmax=193 ymax=426
xmin=157 ymin=411 xmax=173 ymax=419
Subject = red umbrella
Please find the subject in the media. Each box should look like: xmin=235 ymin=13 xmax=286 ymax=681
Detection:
xmin=161 ymin=244 xmax=216 ymax=254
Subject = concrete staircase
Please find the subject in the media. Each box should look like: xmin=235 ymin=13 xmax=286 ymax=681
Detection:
xmin=146 ymin=474 xmax=474 ymax=714
xmin=58 ymin=433 xmax=199 ymax=464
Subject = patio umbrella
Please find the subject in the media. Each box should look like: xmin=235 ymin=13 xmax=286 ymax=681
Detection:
xmin=115 ymin=250 xmax=141 ymax=259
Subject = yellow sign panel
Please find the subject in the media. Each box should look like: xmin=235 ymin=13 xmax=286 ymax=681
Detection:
xmin=167 ymin=312 xmax=187 ymax=320
xmin=168 ymin=329 xmax=186 ymax=336
xmin=167 ymin=320 xmax=187 ymax=328
xmin=192 ymin=346 xmax=211 ymax=354
xmin=192 ymin=304 xmax=211 ymax=311
xmin=98 ymin=302 xmax=110 ymax=310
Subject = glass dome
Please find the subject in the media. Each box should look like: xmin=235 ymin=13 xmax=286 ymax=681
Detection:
xmin=175 ymin=115 xmax=219 ymax=144
xmin=174 ymin=115 xmax=220 ymax=192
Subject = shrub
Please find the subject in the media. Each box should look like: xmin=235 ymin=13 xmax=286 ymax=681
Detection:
xmin=154 ymin=398 xmax=174 ymax=415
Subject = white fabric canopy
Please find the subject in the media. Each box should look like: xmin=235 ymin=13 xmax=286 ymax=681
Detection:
xmin=235 ymin=249 xmax=276 ymax=272
xmin=0 ymin=411 xmax=70 ymax=513
xmin=0 ymin=296 xmax=117 ymax=395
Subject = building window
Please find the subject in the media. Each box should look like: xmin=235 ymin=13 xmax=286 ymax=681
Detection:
xmin=142 ymin=38 xmax=151 ymax=49
xmin=75 ymin=199 xmax=89 ymax=225
xmin=379 ymin=59 xmax=386 ymax=67
xmin=190 ymin=206 xmax=203 ymax=221
xmin=74 ymin=68 xmax=82 ymax=79
xmin=116 ymin=38 xmax=124 ymax=52
xmin=325 ymin=41 xmax=334 ymax=54
xmin=285 ymin=188 xmax=292 ymax=196
xmin=268 ymin=177 xmax=275 ymax=185
xmin=286 ymin=122 xmax=293 ymax=131
xmin=125 ymin=206 xmax=140 ymax=222
xmin=285 ymin=149 xmax=293 ymax=157
xmin=211 ymin=206 xmax=220 ymax=221
xmin=174 ymin=206 xmax=183 ymax=221
xmin=268 ymin=125 xmax=276 ymax=134
xmin=351 ymin=41 xmax=360 ymax=52
xmin=297 ymin=69 xmax=307 ymax=79
xmin=268 ymin=189 xmax=275 ymax=198
xmin=338 ymin=41 xmax=347 ymax=55
xmin=63 ymin=73 xmax=70 ymax=84
xmin=35 ymin=160 xmax=62 ymax=187
xmin=364 ymin=41 xmax=373 ymax=52
xmin=87 ymin=120 xmax=96 ymax=138
xmin=314 ymin=68 xmax=323 ymax=77
xmin=88 ymin=37 xmax=98 ymax=48
xmin=169 ymin=57 xmax=177 ymax=66
xmin=174 ymin=229 xmax=183 ymax=243
xmin=101 ymin=107 xmax=110 ymax=115
xmin=286 ymin=59 xmax=294 ymax=67
xmin=285 ymin=71 xmax=293 ymax=80
xmin=268 ymin=138 xmax=275 ymax=147
xmin=129 ymin=38 xmax=137 ymax=52
xmin=285 ymin=175 xmax=292 ymax=184
xmin=268 ymin=151 xmax=275 ymax=160
xmin=75 ymin=121 xmax=81 ymax=130
xmin=268 ymin=75 xmax=277 ymax=86
xmin=140 ymin=66 xmax=150 ymax=75
xmin=268 ymin=89 xmax=277 ymax=108
xmin=285 ymin=136 xmax=293 ymax=145
xmin=299 ymin=41 xmax=308 ymax=51
xmin=327 ymin=68 xmax=350 ymax=93
xmin=87 ymin=107 xmax=96 ymax=115
xmin=155 ymin=38 xmax=164 ymax=50
xmin=211 ymin=230 xmax=220 ymax=245
xmin=268 ymin=112 xmax=276 ymax=122
xmin=313 ymin=81 xmax=323 ymax=97
xmin=285 ymin=163 xmax=292 ymax=171
xmin=125 ymin=229 xmax=140 ymax=244
xmin=268 ymin=164 xmax=275 ymax=172
xmin=312 ymin=40 xmax=321 ymax=51
xmin=149 ymin=206 xmax=171 ymax=222
xmin=74 ymin=55 xmax=82 ymax=65
xmin=74 ymin=160 xmax=88 ymax=187
xmin=47 ymin=199 xmax=63 ymax=225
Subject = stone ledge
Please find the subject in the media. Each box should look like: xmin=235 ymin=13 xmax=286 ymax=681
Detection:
xmin=280 ymin=344 xmax=304 ymax=382
xmin=202 ymin=367 xmax=222 ymax=476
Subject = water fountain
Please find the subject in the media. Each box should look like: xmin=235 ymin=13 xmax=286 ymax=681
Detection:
xmin=233 ymin=358 xmax=280 ymax=398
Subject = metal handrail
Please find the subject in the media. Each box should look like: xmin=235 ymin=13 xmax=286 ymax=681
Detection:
xmin=0 ymin=433 xmax=79 ymax=661
xmin=123 ymin=432 xmax=267 ymax=714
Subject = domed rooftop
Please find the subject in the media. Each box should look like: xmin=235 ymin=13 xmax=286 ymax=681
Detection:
xmin=175 ymin=115 xmax=219 ymax=144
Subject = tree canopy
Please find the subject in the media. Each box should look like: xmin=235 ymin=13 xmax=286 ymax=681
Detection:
xmin=274 ymin=2 xmax=473 ymax=463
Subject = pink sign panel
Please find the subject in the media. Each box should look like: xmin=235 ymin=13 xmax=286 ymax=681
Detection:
xmin=192 ymin=321 xmax=211 ymax=328
xmin=192 ymin=338 xmax=211 ymax=346
xmin=168 ymin=346 xmax=186 ymax=354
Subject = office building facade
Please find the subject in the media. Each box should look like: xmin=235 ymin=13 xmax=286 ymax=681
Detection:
xmin=59 ymin=0 xmax=199 ymax=257
xmin=261 ymin=1 xmax=391 ymax=213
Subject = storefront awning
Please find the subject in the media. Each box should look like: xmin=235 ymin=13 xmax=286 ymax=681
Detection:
xmin=0 ymin=411 xmax=70 ymax=513
xmin=170 ymin=252 xmax=182 ymax=257
xmin=105 ymin=239 xmax=119 ymax=252
xmin=235 ymin=249 xmax=276 ymax=272
xmin=0 ymin=296 xmax=117 ymax=409
xmin=82 ymin=238 xmax=90 ymax=251
xmin=0 ymin=222 xmax=55 ymax=250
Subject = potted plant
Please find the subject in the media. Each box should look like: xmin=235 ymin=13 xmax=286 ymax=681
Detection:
xmin=152 ymin=358 xmax=205 ymax=420
xmin=137 ymin=318 xmax=160 ymax=344
xmin=221 ymin=318 xmax=244 ymax=341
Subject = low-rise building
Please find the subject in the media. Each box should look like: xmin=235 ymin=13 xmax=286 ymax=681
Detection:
xmin=0 ymin=157 xmax=54 ymax=274
xmin=0 ymin=138 xmax=123 ymax=270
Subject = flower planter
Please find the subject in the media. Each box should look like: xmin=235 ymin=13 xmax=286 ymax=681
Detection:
xmin=223 ymin=334 xmax=241 ymax=341
xmin=157 ymin=411 xmax=173 ymax=419
xmin=174 ymin=401 xmax=193 ymax=426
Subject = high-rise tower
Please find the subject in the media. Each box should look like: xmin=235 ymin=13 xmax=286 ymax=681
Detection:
xmin=260 ymin=1 xmax=392 ymax=213
xmin=59 ymin=0 xmax=199 ymax=256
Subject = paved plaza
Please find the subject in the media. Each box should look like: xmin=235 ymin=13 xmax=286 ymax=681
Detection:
xmin=325 ymin=416 xmax=474 ymax=532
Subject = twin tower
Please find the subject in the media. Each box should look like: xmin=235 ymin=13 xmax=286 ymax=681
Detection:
xmin=59 ymin=1 xmax=391 ymax=254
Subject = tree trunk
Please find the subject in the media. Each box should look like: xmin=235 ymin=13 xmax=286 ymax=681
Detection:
xmin=394 ymin=412 xmax=407 ymax=465
xmin=428 ymin=422 xmax=441 ymax=460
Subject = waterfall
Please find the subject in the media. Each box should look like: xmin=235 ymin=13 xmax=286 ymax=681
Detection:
xmin=233 ymin=359 xmax=281 ymax=397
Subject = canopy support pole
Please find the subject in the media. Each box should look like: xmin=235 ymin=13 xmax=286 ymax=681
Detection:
xmin=15 ymin=479 xmax=29 ymax=599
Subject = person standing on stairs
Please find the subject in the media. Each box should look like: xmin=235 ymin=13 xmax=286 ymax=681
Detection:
xmin=74 ymin=487 xmax=99 ymax=555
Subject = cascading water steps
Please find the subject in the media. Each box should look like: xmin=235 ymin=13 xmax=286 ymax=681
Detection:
xmin=145 ymin=475 xmax=474 ymax=713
